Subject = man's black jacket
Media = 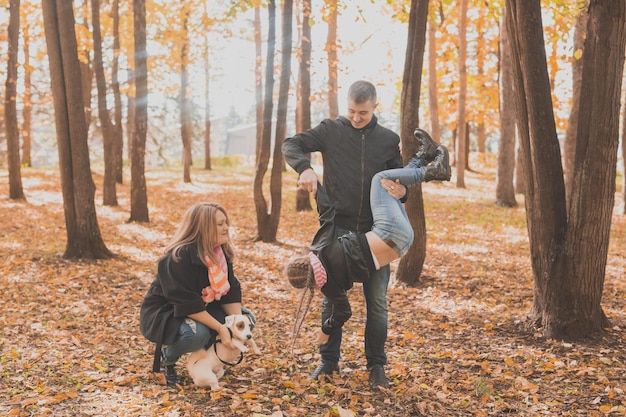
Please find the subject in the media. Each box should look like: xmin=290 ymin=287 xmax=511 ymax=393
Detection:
xmin=282 ymin=115 xmax=403 ymax=233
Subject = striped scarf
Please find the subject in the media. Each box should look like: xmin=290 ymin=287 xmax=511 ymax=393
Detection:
xmin=307 ymin=252 xmax=327 ymax=289
xmin=202 ymin=246 xmax=230 ymax=303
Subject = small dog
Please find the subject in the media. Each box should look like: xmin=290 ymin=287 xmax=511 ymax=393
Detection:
xmin=187 ymin=314 xmax=260 ymax=389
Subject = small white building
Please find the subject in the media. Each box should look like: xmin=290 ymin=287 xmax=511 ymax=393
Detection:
xmin=224 ymin=122 xmax=276 ymax=156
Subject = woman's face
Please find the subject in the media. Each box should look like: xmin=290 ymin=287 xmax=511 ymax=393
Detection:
xmin=214 ymin=210 xmax=229 ymax=246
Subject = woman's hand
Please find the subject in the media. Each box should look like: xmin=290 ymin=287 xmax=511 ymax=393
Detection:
xmin=314 ymin=329 xmax=330 ymax=345
xmin=218 ymin=324 xmax=236 ymax=349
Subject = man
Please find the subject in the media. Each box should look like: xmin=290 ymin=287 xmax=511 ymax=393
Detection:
xmin=282 ymin=80 xmax=408 ymax=390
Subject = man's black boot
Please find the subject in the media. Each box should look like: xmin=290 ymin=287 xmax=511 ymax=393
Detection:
xmin=410 ymin=128 xmax=439 ymax=167
xmin=308 ymin=362 xmax=339 ymax=380
xmin=369 ymin=364 xmax=389 ymax=390
xmin=425 ymin=146 xmax=452 ymax=182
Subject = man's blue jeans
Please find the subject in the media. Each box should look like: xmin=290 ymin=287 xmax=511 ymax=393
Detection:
xmin=320 ymin=226 xmax=391 ymax=369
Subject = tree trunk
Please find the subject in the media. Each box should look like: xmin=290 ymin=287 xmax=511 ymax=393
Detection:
xmin=296 ymin=0 xmax=312 ymax=212
xmin=564 ymin=3 xmax=588 ymax=207
xmin=477 ymin=123 xmax=486 ymax=154
xmin=0 ymin=114 xmax=4 ymax=163
xmin=180 ymin=2 xmax=192 ymax=183
xmin=42 ymin=0 xmax=112 ymax=259
xmin=560 ymin=0 xmax=625 ymax=337
xmin=92 ymin=0 xmax=118 ymax=206
xmin=127 ymin=94 xmax=135 ymax=161
xmin=455 ymin=0 xmax=468 ymax=189
xmin=427 ymin=14 xmax=441 ymax=143
xmin=623 ymin=84 xmax=626 ymax=215
xmin=112 ymin=0 xmax=124 ymax=184
xmin=130 ymin=0 xmax=149 ymax=222
xmin=496 ymin=5 xmax=517 ymax=208
xmin=396 ymin=0 xmax=429 ymax=286
xmin=254 ymin=5 xmax=263 ymax=162
xmin=507 ymin=0 xmax=569 ymax=330
xmin=265 ymin=0 xmax=293 ymax=242
xmin=325 ymin=0 xmax=338 ymax=119
xmin=204 ymin=67 xmax=212 ymax=170
xmin=450 ymin=124 xmax=456 ymax=166
xmin=464 ymin=122 xmax=471 ymax=171
xmin=6 ymin=0 xmax=25 ymax=200
xmin=514 ymin=136 xmax=525 ymax=194
xmin=22 ymin=18 xmax=33 ymax=168
xmin=475 ymin=5 xmax=487 ymax=155
xmin=203 ymin=0 xmax=211 ymax=170
xmin=253 ymin=0 xmax=275 ymax=241
xmin=507 ymin=0 xmax=625 ymax=339
xmin=78 ymin=1 xmax=92 ymax=130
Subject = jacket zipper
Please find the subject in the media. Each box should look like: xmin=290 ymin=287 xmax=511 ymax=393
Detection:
xmin=356 ymin=131 xmax=366 ymax=231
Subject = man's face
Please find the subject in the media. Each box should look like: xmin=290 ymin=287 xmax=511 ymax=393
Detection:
xmin=347 ymin=98 xmax=377 ymax=130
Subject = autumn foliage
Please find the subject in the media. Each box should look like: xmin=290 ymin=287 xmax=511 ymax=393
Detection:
xmin=1 ymin=157 xmax=625 ymax=416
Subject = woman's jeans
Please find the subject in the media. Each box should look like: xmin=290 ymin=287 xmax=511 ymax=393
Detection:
xmin=370 ymin=165 xmax=426 ymax=257
xmin=162 ymin=307 xmax=256 ymax=366
xmin=320 ymin=226 xmax=390 ymax=369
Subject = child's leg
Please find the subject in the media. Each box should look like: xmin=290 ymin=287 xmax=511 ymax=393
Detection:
xmin=365 ymin=231 xmax=401 ymax=268
xmin=379 ymin=165 xmax=428 ymax=186
xmin=368 ymin=148 xmax=449 ymax=264
xmin=369 ymin=167 xmax=426 ymax=259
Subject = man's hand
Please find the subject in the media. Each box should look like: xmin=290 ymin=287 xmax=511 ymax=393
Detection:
xmin=380 ymin=178 xmax=406 ymax=200
xmin=314 ymin=329 xmax=330 ymax=345
xmin=298 ymin=168 xmax=319 ymax=196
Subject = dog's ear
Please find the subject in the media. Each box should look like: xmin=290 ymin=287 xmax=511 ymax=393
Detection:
xmin=224 ymin=315 xmax=235 ymax=328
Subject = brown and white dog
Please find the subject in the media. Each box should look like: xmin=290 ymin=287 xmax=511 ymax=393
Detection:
xmin=186 ymin=314 xmax=260 ymax=389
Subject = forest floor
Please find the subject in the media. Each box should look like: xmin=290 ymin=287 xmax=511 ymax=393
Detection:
xmin=1 ymin=154 xmax=625 ymax=417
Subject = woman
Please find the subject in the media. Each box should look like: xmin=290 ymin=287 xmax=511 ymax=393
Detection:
xmin=287 ymin=129 xmax=450 ymax=347
xmin=140 ymin=202 xmax=255 ymax=385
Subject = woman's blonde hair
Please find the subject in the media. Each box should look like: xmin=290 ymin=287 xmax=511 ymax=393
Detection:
xmin=165 ymin=202 xmax=234 ymax=266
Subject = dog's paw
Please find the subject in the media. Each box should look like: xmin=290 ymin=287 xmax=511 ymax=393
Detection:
xmin=232 ymin=340 xmax=247 ymax=352
xmin=247 ymin=340 xmax=261 ymax=355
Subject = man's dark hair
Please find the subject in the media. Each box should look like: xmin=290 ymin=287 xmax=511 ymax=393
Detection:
xmin=348 ymin=80 xmax=377 ymax=104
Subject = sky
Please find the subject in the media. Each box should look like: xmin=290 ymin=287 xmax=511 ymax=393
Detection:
xmin=198 ymin=2 xmax=408 ymax=123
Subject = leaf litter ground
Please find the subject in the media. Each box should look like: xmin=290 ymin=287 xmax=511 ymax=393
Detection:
xmin=0 ymin=156 xmax=625 ymax=416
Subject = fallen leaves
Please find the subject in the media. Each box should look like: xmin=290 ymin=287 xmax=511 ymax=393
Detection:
xmin=0 ymin=161 xmax=625 ymax=416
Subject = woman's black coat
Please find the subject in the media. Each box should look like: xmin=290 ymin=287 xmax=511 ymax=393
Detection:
xmin=139 ymin=244 xmax=242 ymax=371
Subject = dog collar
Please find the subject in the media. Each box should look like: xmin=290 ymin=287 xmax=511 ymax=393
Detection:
xmin=215 ymin=328 xmax=243 ymax=366
xmin=213 ymin=341 xmax=244 ymax=366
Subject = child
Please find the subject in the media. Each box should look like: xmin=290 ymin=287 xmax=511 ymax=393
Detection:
xmin=287 ymin=129 xmax=450 ymax=347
